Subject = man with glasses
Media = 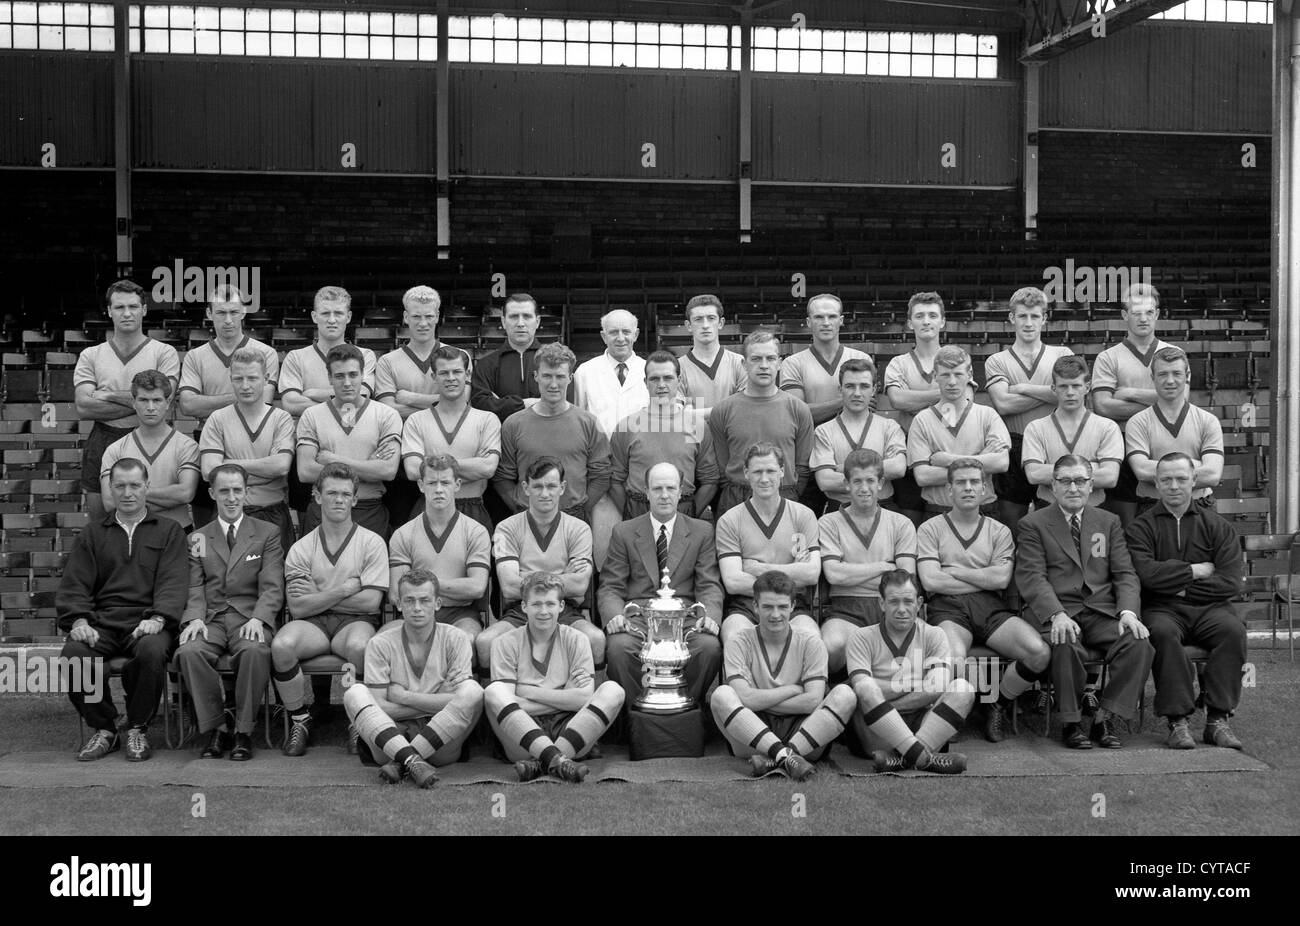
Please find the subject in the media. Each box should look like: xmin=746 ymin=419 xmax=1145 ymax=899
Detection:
xmin=1016 ymin=454 xmax=1153 ymax=750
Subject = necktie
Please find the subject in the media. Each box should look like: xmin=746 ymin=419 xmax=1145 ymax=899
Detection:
xmin=227 ymin=522 xmax=237 ymax=551
xmin=1070 ymin=514 xmax=1081 ymax=555
xmin=656 ymin=524 xmax=668 ymax=576
xmin=616 ymin=362 xmax=627 ymax=386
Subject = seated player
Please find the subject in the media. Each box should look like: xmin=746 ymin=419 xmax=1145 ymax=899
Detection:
xmin=343 ymin=569 xmax=485 ymax=787
xmin=810 ymin=358 xmax=907 ymax=512
xmin=917 ymin=459 xmax=1050 ymax=742
xmin=273 ymin=463 xmax=390 ymax=756
xmin=1125 ymin=346 xmax=1224 ymax=513
xmin=175 ymin=463 xmax=285 ymax=761
xmin=198 ymin=347 xmax=296 ymax=554
xmin=600 ymin=462 xmax=724 ymax=708
xmin=846 ymin=570 xmax=972 ymax=774
xmin=56 ymin=458 xmax=188 ymax=761
xmin=716 ymin=443 xmax=821 ymax=646
xmin=1022 ymin=355 xmax=1123 ymax=511
xmin=1126 ymin=453 xmax=1247 ymax=750
xmin=906 ymin=345 xmax=1010 ymax=519
xmin=388 ymin=454 xmax=491 ymax=648
xmin=400 ymin=346 xmax=500 ymax=531
xmin=818 ymin=449 xmax=917 ymax=675
xmin=1016 ymin=454 xmax=1154 ymax=750
xmin=99 ymin=370 xmax=199 ymax=531
xmin=484 ymin=571 xmax=626 ymax=783
xmin=296 ymin=343 xmax=402 ymax=536
xmin=477 ymin=458 xmax=601 ymax=668
xmin=709 ymin=571 xmax=856 ymax=782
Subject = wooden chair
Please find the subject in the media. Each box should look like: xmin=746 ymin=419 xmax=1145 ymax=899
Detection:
xmin=1241 ymin=532 xmax=1299 ymax=660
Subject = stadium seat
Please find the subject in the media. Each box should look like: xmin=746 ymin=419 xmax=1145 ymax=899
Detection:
xmin=1241 ymin=533 xmax=1298 ymax=660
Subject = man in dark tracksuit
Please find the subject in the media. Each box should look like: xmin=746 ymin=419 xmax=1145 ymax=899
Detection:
xmin=1125 ymin=451 xmax=1247 ymax=750
xmin=56 ymin=458 xmax=189 ymax=762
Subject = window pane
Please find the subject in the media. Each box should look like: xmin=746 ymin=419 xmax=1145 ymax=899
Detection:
xmin=822 ymin=29 xmax=844 ymax=51
xmin=90 ymin=4 xmax=112 ymax=26
xmin=565 ymin=42 xmax=587 ymax=66
xmin=345 ymin=34 xmax=366 ymax=58
xmin=14 ymin=22 xmax=36 ymax=45
xmin=469 ymin=15 xmax=492 ymax=38
xmin=612 ymin=41 xmax=634 ymax=66
xmin=195 ymin=6 xmax=217 ymax=30
xmin=494 ymin=38 xmax=517 ymax=63
xmin=977 ymin=56 xmax=997 ymax=78
xmin=933 ymin=55 xmax=954 ymax=78
xmin=195 ymin=26 xmax=218 ymax=53
xmin=221 ymin=31 xmax=243 ymax=55
xmin=682 ymin=22 xmax=704 ymax=44
xmin=636 ymin=20 xmax=656 ymax=43
xmin=776 ymin=26 xmax=797 ymax=48
xmin=394 ymin=13 xmax=416 ymax=36
xmin=447 ymin=15 xmax=468 ymax=36
xmin=268 ymin=9 xmax=292 ymax=32
xmin=90 ymin=23 xmax=112 ymax=48
xmin=370 ymin=12 xmax=391 ymax=35
xmin=845 ymin=50 xmax=866 ymax=74
xmin=867 ymin=51 xmax=888 ymax=75
xmin=660 ymin=22 xmax=680 ymax=44
xmin=799 ymin=48 xmax=820 ymax=72
xmin=636 ymin=44 xmax=657 ymax=68
xmin=296 ymin=34 xmax=317 ymax=57
xmin=143 ymin=5 xmax=165 ymax=28
xmin=590 ymin=42 xmax=611 ymax=66
xmin=889 ymin=31 xmax=910 ymax=52
xmin=346 ymin=11 xmax=369 ymax=34
xmin=469 ymin=36 xmax=490 ymax=61
xmin=683 ymin=44 xmax=706 ymax=69
xmin=955 ymin=54 xmax=976 ymax=78
xmin=219 ymin=7 xmax=240 ymax=30
xmin=65 ymin=23 xmax=88 ymax=47
xmin=776 ymin=47 xmax=797 ymax=72
xmin=660 ymin=44 xmax=680 ymax=68
xmin=321 ymin=11 xmax=343 ymax=34
xmin=245 ymin=9 xmax=266 ymax=31
xmin=705 ymin=24 xmax=726 ymax=44
xmin=143 ymin=26 xmax=167 ymax=51
xmin=845 ymin=30 xmax=866 ymax=51
xmin=38 ymin=2 xmax=61 ymax=24
xmin=495 ymin=15 xmax=517 ymax=39
xmin=589 ymin=20 xmax=611 ymax=42
xmin=867 ymin=30 xmax=888 ymax=51
xmin=753 ymin=26 xmax=775 ymax=48
xmin=294 ymin=10 xmax=317 ymax=32
xmin=518 ymin=17 xmax=540 ymax=40
xmin=518 ymin=38 xmax=540 ymax=63
xmin=910 ymin=54 xmax=931 ymax=77
xmin=172 ymin=25 xmax=194 ymax=53
xmin=704 ymin=46 xmax=725 ymax=69
xmin=321 ymin=33 xmax=343 ymax=57
xmin=245 ymin=31 xmax=267 ymax=55
xmin=822 ymin=49 xmax=843 ymax=74
xmin=934 ymin=33 xmax=954 ymax=54
xmin=956 ymin=33 xmax=977 ymax=55
xmin=394 ymin=35 xmax=416 ymax=59
xmin=566 ymin=19 xmax=586 ymax=41
xmin=418 ymin=14 xmax=436 ymax=37
xmin=448 ymin=37 xmax=468 ymax=61
xmin=270 ymin=31 xmax=293 ymax=56
xmin=978 ymin=35 xmax=997 ymax=55
xmin=612 ymin=20 xmax=634 ymax=42
xmin=65 ymin=4 xmax=90 ymax=26
xmin=541 ymin=38 xmax=563 ymax=64
xmin=417 ymin=36 xmax=435 ymax=59
xmin=541 ymin=17 xmax=563 ymax=40
xmin=753 ymin=47 xmax=775 ymax=71
xmin=800 ymin=27 xmax=821 ymax=49
xmin=889 ymin=52 xmax=909 ymax=76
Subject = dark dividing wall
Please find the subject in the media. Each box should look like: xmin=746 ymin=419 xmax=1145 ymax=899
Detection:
xmin=0 ymin=54 xmax=114 ymax=167
xmin=1037 ymin=131 xmax=1270 ymax=221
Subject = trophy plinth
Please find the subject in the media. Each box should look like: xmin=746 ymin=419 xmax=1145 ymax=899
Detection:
xmin=623 ymin=568 xmax=706 ymax=714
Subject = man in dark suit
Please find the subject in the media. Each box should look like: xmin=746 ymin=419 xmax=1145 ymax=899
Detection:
xmin=1016 ymin=453 xmax=1154 ymax=749
xmin=600 ymin=462 xmax=724 ymax=708
xmin=175 ymin=463 xmax=285 ymax=761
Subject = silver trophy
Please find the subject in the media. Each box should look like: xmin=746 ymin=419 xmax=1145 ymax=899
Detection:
xmin=622 ymin=568 xmax=707 ymax=714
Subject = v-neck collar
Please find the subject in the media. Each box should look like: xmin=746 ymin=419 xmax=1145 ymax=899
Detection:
xmin=422 ymin=511 xmax=460 ymax=553
xmin=401 ymin=343 xmax=436 ymax=375
xmin=209 ymin=335 xmax=250 ymax=368
xmin=759 ymin=628 xmax=793 ymax=680
xmin=1008 ymin=342 xmax=1046 ymax=380
xmin=841 ymin=507 xmax=882 ymax=552
xmin=1154 ymin=401 xmax=1190 ymax=438
xmin=743 ymin=498 xmax=787 ymax=541
xmin=931 ymin=400 xmax=973 ymax=438
xmin=526 ymin=512 xmax=562 ymax=551
xmin=1051 ymin=411 xmax=1091 ymax=453
xmin=432 ymin=402 xmax=471 ymax=445
xmin=320 ymin=523 xmax=358 ymax=565
xmin=130 ymin=428 xmax=176 ymax=465
xmin=908 ymin=350 xmax=935 ymax=384
xmin=235 ymin=404 xmax=275 ymax=443
xmin=836 ymin=413 xmax=873 ymax=451
xmin=527 ymin=623 xmax=559 ymax=676
xmin=401 ymin=624 xmax=433 ymax=682
xmin=327 ymin=397 xmax=369 ymax=435
xmin=810 ymin=344 xmax=844 ymax=377
xmin=108 ymin=336 xmax=150 ymax=366
xmin=1121 ymin=339 xmax=1159 ymax=367
xmin=686 ymin=348 xmax=725 ymax=380
xmin=943 ymin=513 xmax=985 ymax=550
xmin=883 ymin=622 xmax=917 ymax=658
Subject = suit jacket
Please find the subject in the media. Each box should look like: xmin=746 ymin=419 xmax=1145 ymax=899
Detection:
xmin=597 ymin=513 xmax=724 ymax=624
xmin=181 ymin=516 xmax=285 ymax=628
xmin=1016 ymin=503 xmax=1141 ymax=626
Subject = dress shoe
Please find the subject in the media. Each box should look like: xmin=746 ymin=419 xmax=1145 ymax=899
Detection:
xmin=1081 ymin=687 xmax=1100 ymax=716
xmin=77 ymin=729 xmax=119 ymax=762
xmin=201 ymin=729 xmax=233 ymax=759
xmin=984 ymin=702 xmax=1009 ymax=743
xmin=748 ymin=755 xmax=777 ymax=777
xmin=1062 ymin=722 xmax=1092 ymax=749
xmin=1203 ymin=719 xmax=1243 ymax=750
xmin=125 ymin=727 xmax=152 ymax=762
xmin=229 ymin=732 xmax=253 ymax=761
xmin=1166 ymin=718 xmax=1196 ymax=750
xmin=777 ymin=751 xmax=816 ymax=782
xmin=1089 ymin=718 xmax=1122 ymax=749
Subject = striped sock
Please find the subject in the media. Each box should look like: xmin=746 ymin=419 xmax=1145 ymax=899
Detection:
xmin=999 ymin=660 xmax=1035 ymax=701
xmin=557 ymin=682 xmax=624 ymax=758
xmin=861 ymin=701 xmax=925 ymax=765
xmin=916 ymin=697 xmax=969 ymax=752
xmin=720 ymin=704 xmax=785 ymax=759
xmin=274 ymin=666 xmax=307 ymax=715
xmin=495 ymin=702 xmax=562 ymax=769
xmin=790 ymin=685 xmax=854 ymax=758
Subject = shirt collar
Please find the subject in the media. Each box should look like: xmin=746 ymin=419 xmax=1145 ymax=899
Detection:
xmin=218 ymin=514 xmax=244 ymax=537
xmin=650 ymin=513 xmax=678 ymax=539
xmin=114 ymin=511 xmax=147 ymax=533
xmin=605 ymin=350 xmax=638 ymax=368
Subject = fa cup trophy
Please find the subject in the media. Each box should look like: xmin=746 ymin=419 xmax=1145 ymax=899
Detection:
xmin=621 ymin=568 xmax=707 ymax=714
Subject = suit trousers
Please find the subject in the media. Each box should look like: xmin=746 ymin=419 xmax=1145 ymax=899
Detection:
xmin=1144 ymin=601 xmax=1246 ymax=719
xmin=176 ymin=610 xmax=274 ymax=735
xmin=62 ymin=627 xmax=174 ymax=731
xmin=1049 ymin=608 xmax=1154 ymax=723
xmin=606 ymin=627 xmax=722 ymax=708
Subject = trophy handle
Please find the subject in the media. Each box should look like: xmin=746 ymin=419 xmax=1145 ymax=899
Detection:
xmin=684 ymin=602 xmax=708 ymax=639
xmin=622 ymin=604 xmax=648 ymax=641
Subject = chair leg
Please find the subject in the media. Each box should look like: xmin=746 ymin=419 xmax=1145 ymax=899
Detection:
xmin=163 ymin=673 xmax=179 ymax=749
xmin=263 ymin=680 xmax=276 ymax=750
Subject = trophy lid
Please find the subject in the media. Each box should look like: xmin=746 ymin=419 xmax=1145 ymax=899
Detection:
xmin=646 ymin=567 xmax=685 ymax=611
